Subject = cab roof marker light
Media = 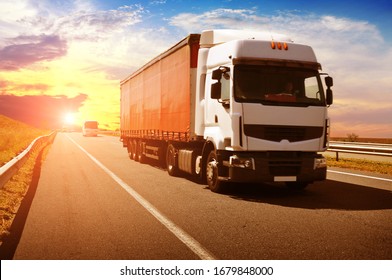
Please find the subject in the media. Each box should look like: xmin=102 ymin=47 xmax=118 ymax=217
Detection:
xmin=277 ymin=42 xmax=282 ymax=50
xmin=270 ymin=41 xmax=276 ymax=49
xmin=283 ymin=42 xmax=288 ymax=50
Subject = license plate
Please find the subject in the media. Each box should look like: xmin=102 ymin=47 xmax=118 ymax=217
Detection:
xmin=274 ymin=176 xmax=297 ymax=182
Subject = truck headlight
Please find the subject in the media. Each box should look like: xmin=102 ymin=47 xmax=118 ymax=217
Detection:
xmin=229 ymin=155 xmax=255 ymax=170
xmin=314 ymin=157 xmax=327 ymax=169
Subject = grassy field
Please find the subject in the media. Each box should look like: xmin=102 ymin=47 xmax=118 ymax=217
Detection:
xmin=0 ymin=115 xmax=49 ymax=166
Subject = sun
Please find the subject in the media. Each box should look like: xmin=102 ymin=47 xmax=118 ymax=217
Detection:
xmin=64 ymin=113 xmax=75 ymax=125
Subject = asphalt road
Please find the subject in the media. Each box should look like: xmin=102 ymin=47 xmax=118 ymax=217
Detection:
xmin=10 ymin=133 xmax=392 ymax=259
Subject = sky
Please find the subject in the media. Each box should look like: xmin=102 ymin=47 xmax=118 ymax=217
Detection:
xmin=0 ymin=0 xmax=391 ymax=137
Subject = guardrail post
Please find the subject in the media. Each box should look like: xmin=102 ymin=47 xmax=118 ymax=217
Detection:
xmin=336 ymin=151 xmax=339 ymax=161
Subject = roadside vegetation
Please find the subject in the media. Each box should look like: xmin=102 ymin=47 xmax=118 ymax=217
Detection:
xmin=0 ymin=115 xmax=49 ymax=166
xmin=0 ymin=148 xmax=46 ymax=244
xmin=0 ymin=115 xmax=51 ymax=246
xmin=329 ymin=135 xmax=392 ymax=175
xmin=326 ymin=156 xmax=392 ymax=176
xmin=331 ymin=136 xmax=392 ymax=144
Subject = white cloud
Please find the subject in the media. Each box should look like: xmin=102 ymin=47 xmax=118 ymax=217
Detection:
xmin=169 ymin=8 xmax=265 ymax=32
xmin=150 ymin=0 xmax=167 ymax=5
xmin=0 ymin=0 xmax=164 ymax=77
xmin=0 ymin=0 xmax=38 ymax=41
xmin=17 ymin=3 xmax=145 ymax=41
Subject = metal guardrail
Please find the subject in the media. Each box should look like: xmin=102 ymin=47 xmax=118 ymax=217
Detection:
xmin=0 ymin=131 xmax=56 ymax=189
xmin=328 ymin=141 xmax=392 ymax=160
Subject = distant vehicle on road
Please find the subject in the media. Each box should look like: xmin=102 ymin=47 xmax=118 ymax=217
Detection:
xmin=82 ymin=121 xmax=99 ymax=137
xmin=61 ymin=124 xmax=75 ymax=132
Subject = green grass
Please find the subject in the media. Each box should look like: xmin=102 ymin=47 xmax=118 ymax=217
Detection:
xmin=0 ymin=115 xmax=49 ymax=166
xmin=326 ymin=156 xmax=392 ymax=176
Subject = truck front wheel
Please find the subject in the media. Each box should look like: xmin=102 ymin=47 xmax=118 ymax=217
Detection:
xmin=206 ymin=150 xmax=225 ymax=193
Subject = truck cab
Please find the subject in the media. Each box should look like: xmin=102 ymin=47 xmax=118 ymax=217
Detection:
xmin=195 ymin=30 xmax=333 ymax=192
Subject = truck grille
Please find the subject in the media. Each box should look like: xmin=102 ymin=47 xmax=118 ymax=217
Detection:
xmin=244 ymin=125 xmax=323 ymax=142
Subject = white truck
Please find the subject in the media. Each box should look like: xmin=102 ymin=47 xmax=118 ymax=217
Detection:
xmin=120 ymin=30 xmax=333 ymax=192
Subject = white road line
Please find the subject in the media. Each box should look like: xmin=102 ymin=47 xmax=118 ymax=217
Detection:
xmin=328 ymin=170 xmax=392 ymax=183
xmin=66 ymin=135 xmax=216 ymax=260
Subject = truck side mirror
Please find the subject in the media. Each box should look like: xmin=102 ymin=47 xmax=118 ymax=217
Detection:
xmin=325 ymin=76 xmax=333 ymax=105
xmin=325 ymin=76 xmax=333 ymax=87
xmin=212 ymin=68 xmax=222 ymax=80
xmin=211 ymin=66 xmax=229 ymax=99
xmin=211 ymin=82 xmax=221 ymax=99
xmin=326 ymin=88 xmax=333 ymax=105
xmin=212 ymin=66 xmax=230 ymax=80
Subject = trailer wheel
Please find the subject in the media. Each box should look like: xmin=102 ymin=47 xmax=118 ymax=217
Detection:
xmin=132 ymin=140 xmax=139 ymax=161
xmin=206 ymin=150 xmax=225 ymax=193
xmin=137 ymin=140 xmax=145 ymax=163
xmin=127 ymin=140 xmax=133 ymax=159
xmin=166 ymin=144 xmax=178 ymax=176
xmin=131 ymin=140 xmax=137 ymax=160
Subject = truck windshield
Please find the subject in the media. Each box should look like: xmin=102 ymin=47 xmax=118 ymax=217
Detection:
xmin=234 ymin=65 xmax=325 ymax=106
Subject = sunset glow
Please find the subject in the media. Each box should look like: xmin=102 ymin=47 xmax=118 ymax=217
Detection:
xmin=0 ymin=0 xmax=391 ymax=137
xmin=64 ymin=113 xmax=75 ymax=125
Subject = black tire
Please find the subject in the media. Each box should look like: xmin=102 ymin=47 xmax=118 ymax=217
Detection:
xmin=131 ymin=140 xmax=137 ymax=160
xmin=166 ymin=144 xmax=178 ymax=176
xmin=137 ymin=140 xmax=145 ymax=163
xmin=206 ymin=150 xmax=225 ymax=193
xmin=127 ymin=140 xmax=133 ymax=159
xmin=133 ymin=140 xmax=139 ymax=162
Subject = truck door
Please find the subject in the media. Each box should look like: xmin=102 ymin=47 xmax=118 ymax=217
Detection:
xmin=205 ymin=67 xmax=232 ymax=149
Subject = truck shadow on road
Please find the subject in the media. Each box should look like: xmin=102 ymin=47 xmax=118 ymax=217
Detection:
xmin=223 ymin=180 xmax=392 ymax=211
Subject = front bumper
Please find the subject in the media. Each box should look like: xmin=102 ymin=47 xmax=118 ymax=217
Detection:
xmin=219 ymin=151 xmax=326 ymax=183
